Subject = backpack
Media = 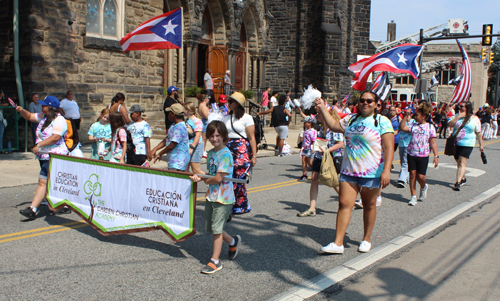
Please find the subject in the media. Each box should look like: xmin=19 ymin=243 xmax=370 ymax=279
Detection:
xmin=65 ymin=119 xmax=80 ymax=152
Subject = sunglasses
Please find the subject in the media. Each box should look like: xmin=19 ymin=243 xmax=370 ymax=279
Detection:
xmin=359 ymin=98 xmax=376 ymax=104
xmin=228 ymin=99 xmax=235 ymax=104
xmin=459 ymin=105 xmax=465 ymax=108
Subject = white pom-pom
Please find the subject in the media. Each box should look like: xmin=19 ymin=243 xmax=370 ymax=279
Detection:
xmin=207 ymin=111 xmax=224 ymax=124
xmin=300 ymin=85 xmax=321 ymax=109
xmin=292 ymin=99 xmax=301 ymax=108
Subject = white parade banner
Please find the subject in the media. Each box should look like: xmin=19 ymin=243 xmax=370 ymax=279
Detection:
xmin=46 ymin=154 xmax=196 ymax=242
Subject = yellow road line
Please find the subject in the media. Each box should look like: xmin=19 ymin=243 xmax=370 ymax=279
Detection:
xmin=0 ymin=223 xmax=88 ymax=244
xmin=0 ymin=221 xmax=84 ymax=239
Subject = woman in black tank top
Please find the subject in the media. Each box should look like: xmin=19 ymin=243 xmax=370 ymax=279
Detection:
xmin=258 ymin=95 xmax=292 ymax=156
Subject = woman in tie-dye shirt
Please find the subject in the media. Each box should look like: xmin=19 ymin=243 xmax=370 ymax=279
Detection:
xmin=315 ymin=91 xmax=394 ymax=255
xmin=16 ymin=96 xmax=69 ymax=220
xmin=400 ymin=102 xmax=439 ymax=206
xmin=448 ymin=101 xmax=484 ymax=191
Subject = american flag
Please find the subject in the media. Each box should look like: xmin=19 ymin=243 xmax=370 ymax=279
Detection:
xmin=120 ymin=8 xmax=182 ymax=52
xmin=8 ymin=97 xmax=17 ymax=108
xmin=349 ymin=44 xmax=423 ymax=91
xmin=141 ymin=161 xmax=151 ymax=168
xmin=449 ymin=40 xmax=471 ymax=104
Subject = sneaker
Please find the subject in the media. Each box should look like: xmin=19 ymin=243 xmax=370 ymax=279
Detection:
xmin=320 ymin=242 xmax=344 ymax=254
xmin=453 ymin=182 xmax=461 ymax=191
xmin=460 ymin=178 xmax=467 ymax=186
xmin=408 ymin=196 xmax=418 ymax=206
xmin=297 ymin=209 xmax=316 ymax=217
xmin=201 ymin=259 xmax=222 ymax=274
xmin=354 ymin=200 xmax=363 ymax=209
xmin=297 ymin=175 xmax=308 ymax=182
xmin=20 ymin=207 xmax=37 ymax=220
xmin=51 ymin=206 xmax=72 ymax=215
xmin=358 ymin=240 xmax=372 ymax=252
xmin=228 ymin=235 xmax=241 ymax=260
xmin=419 ymin=184 xmax=428 ymax=201
xmin=202 ymin=151 xmax=208 ymax=159
xmin=397 ymin=181 xmax=406 ymax=188
xmin=376 ymin=196 xmax=382 ymax=207
xmin=41 ymin=200 xmax=48 ymax=206
xmin=391 ymin=164 xmax=395 ymax=171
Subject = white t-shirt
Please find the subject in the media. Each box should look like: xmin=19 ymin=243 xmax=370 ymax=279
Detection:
xmin=224 ymin=114 xmax=254 ymax=139
xmin=270 ymin=96 xmax=278 ymax=107
xmin=204 ymin=73 xmax=213 ymax=90
xmin=60 ymin=99 xmax=80 ymax=119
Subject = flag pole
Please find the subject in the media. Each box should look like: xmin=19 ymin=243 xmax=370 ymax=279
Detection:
xmin=181 ymin=7 xmax=184 ymax=104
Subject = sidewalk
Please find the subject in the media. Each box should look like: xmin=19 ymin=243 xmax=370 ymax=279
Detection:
xmin=327 ymin=195 xmax=500 ymax=300
xmin=0 ymin=128 xmax=302 ymax=188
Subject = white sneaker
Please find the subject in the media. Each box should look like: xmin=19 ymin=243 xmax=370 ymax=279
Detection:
xmin=419 ymin=184 xmax=428 ymax=201
xmin=320 ymin=242 xmax=344 ymax=254
xmin=376 ymin=196 xmax=382 ymax=207
xmin=354 ymin=200 xmax=363 ymax=209
xmin=408 ymin=195 xmax=418 ymax=206
xmin=358 ymin=241 xmax=372 ymax=252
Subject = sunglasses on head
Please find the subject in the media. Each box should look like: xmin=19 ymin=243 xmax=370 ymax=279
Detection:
xmin=359 ymin=98 xmax=375 ymax=104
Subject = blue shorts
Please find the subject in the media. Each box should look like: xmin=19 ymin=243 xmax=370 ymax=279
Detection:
xmin=339 ymin=174 xmax=380 ymax=189
xmin=202 ymin=119 xmax=208 ymax=133
xmin=39 ymin=160 xmax=50 ymax=180
xmin=190 ymin=141 xmax=204 ymax=163
xmin=301 ymin=149 xmax=314 ymax=158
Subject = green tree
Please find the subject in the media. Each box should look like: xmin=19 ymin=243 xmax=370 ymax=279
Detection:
xmin=487 ymin=40 xmax=500 ymax=105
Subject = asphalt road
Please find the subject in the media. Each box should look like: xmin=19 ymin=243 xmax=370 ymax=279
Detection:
xmin=1 ymin=139 xmax=499 ymax=300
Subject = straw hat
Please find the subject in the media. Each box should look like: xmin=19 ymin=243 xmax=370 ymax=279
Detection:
xmin=230 ymin=92 xmax=246 ymax=108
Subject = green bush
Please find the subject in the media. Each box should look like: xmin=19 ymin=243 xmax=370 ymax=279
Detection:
xmin=240 ymin=89 xmax=255 ymax=99
xmin=163 ymin=87 xmax=167 ymax=97
xmin=184 ymin=86 xmax=204 ymax=97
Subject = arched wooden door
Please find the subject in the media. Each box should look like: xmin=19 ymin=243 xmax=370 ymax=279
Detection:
xmin=207 ymin=46 xmax=227 ymax=100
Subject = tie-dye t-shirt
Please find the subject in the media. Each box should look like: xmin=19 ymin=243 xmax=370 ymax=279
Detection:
xmin=407 ymin=122 xmax=436 ymax=157
xmin=314 ymin=127 xmax=344 ymax=159
xmin=166 ymin=122 xmax=190 ymax=170
xmin=339 ymin=114 xmax=394 ymax=178
xmin=302 ymin=128 xmax=317 ymax=150
xmin=453 ymin=115 xmax=482 ymax=147
xmin=186 ymin=116 xmax=203 ymax=144
xmin=34 ymin=113 xmax=68 ymax=160
xmin=127 ymin=120 xmax=152 ymax=155
xmin=206 ymin=147 xmax=235 ymax=205
xmin=110 ymin=128 xmax=127 ymax=162
xmin=398 ymin=119 xmax=414 ymax=147
xmin=87 ymin=122 xmax=112 ymax=160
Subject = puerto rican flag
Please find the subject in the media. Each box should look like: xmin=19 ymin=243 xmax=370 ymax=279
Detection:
xmin=341 ymin=93 xmax=350 ymax=106
xmin=120 ymin=8 xmax=182 ymax=52
xmin=449 ymin=40 xmax=471 ymax=104
xmin=349 ymin=44 xmax=424 ymax=91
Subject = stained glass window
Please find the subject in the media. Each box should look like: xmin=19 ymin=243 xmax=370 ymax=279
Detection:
xmin=86 ymin=0 xmax=101 ymax=35
xmin=103 ymin=0 xmax=117 ymax=36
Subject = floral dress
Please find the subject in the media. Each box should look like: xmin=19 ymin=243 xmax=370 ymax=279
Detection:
xmin=226 ymin=138 xmax=252 ymax=214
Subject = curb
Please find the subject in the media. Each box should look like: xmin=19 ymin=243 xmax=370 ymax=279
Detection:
xmin=268 ymin=184 xmax=500 ymax=301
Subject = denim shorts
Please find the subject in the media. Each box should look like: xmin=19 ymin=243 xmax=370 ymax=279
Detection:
xmin=301 ymin=148 xmax=314 ymax=158
xmin=190 ymin=141 xmax=204 ymax=163
xmin=39 ymin=160 xmax=50 ymax=180
xmin=339 ymin=174 xmax=381 ymax=189
xmin=201 ymin=119 xmax=208 ymax=133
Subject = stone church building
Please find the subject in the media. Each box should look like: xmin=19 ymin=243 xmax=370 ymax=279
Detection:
xmin=0 ymin=0 xmax=371 ymax=144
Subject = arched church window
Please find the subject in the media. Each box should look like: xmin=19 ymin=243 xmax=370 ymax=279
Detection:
xmin=86 ymin=0 xmax=123 ymax=40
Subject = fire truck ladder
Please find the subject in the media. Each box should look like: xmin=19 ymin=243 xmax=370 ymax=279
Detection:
xmin=375 ymin=23 xmax=448 ymax=53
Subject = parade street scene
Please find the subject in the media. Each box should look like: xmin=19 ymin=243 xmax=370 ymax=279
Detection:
xmin=0 ymin=0 xmax=499 ymax=300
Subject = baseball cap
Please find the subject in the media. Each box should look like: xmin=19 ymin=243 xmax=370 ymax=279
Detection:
xmin=165 ymin=103 xmax=184 ymax=116
xmin=301 ymin=116 xmax=315 ymax=123
xmin=484 ymin=103 xmax=490 ymax=108
xmin=128 ymin=104 xmax=144 ymax=114
xmin=167 ymin=86 xmax=179 ymax=94
xmin=38 ymin=95 xmax=60 ymax=109
xmin=218 ymin=94 xmax=227 ymax=104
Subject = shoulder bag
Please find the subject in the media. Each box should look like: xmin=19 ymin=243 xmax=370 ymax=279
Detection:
xmin=230 ymin=115 xmax=249 ymax=142
xmin=444 ymin=120 xmax=467 ymax=156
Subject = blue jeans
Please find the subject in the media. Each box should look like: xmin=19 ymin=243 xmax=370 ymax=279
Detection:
xmin=398 ymin=146 xmax=409 ymax=183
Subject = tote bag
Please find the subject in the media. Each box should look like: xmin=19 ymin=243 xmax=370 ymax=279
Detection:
xmin=318 ymin=150 xmax=339 ymax=188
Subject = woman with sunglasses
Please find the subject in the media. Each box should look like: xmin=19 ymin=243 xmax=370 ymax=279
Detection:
xmin=448 ymin=102 xmax=483 ymax=191
xmin=223 ymin=92 xmax=257 ymax=214
xmin=316 ymin=91 xmax=394 ymax=254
